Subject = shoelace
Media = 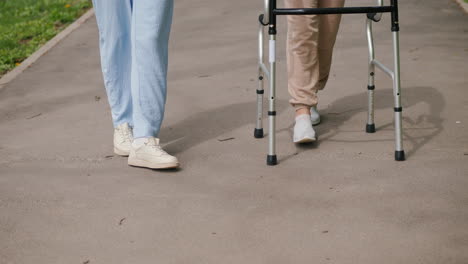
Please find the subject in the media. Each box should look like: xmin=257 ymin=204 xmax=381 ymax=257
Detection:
xmin=145 ymin=141 xmax=171 ymax=157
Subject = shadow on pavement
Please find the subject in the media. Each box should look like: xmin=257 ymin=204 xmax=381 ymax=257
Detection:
xmin=281 ymin=86 xmax=444 ymax=161
xmin=159 ymin=99 xmax=289 ymax=155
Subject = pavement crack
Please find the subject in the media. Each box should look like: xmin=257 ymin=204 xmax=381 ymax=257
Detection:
xmin=26 ymin=113 xmax=42 ymax=119
xmin=218 ymin=137 xmax=235 ymax=142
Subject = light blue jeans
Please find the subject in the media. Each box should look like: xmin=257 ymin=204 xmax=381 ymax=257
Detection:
xmin=92 ymin=0 xmax=173 ymax=138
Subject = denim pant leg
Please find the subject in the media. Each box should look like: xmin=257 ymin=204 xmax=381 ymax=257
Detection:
xmin=92 ymin=0 xmax=133 ymax=127
xmin=131 ymin=0 xmax=174 ymax=138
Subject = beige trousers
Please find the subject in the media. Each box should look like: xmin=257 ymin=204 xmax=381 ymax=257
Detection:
xmin=286 ymin=0 xmax=345 ymax=110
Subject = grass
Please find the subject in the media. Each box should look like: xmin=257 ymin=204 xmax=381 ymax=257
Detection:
xmin=0 ymin=0 xmax=92 ymax=77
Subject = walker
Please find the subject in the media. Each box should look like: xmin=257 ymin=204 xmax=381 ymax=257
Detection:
xmin=254 ymin=0 xmax=405 ymax=165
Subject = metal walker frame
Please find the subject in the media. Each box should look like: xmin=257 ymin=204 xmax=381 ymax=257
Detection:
xmin=254 ymin=0 xmax=405 ymax=166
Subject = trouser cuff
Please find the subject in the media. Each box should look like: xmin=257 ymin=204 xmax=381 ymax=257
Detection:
xmin=293 ymin=104 xmax=316 ymax=111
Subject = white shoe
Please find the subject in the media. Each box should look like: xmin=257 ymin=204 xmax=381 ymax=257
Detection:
xmin=311 ymin=106 xmax=321 ymax=126
xmin=128 ymin=137 xmax=179 ymax=169
xmin=293 ymin=114 xmax=317 ymax=143
xmin=114 ymin=123 xmax=133 ymax=156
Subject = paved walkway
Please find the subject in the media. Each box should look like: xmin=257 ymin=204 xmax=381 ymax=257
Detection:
xmin=1 ymin=0 xmax=467 ymax=263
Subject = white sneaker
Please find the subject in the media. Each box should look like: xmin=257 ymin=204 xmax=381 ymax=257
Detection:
xmin=311 ymin=106 xmax=321 ymax=126
xmin=293 ymin=114 xmax=317 ymax=143
xmin=128 ymin=137 xmax=179 ymax=169
xmin=114 ymin=123 xmax=133 ymax=156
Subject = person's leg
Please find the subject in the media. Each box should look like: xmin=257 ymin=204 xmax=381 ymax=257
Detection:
xmin=286 ymin=0 xmax=319 ymax=142
xmin=286 ymin=0 xmax=319 ymax=116
xmin=130 ymin=0 xmax=174 ymax=138
xmin=92 ymin=0 xmax=133 ymax=126
xmin=317 ymin=0 xmax=345 ymax=91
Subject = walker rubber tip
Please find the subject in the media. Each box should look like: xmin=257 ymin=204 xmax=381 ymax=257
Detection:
xmin=395 ymin=150 xmax=406 ymax=161
xmin=366 ymin=124 xmax=376 ymax=133
xmin=267 ymin=155 xmax=278 ymax=166
xmin=254 ymin=128 xmax=264 ymax=139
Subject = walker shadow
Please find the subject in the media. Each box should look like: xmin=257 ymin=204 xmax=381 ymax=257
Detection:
xmin=280 ymin=86 xmax=445 ymax=162
xmin=159 ymin=100 xmax=289 ymax=155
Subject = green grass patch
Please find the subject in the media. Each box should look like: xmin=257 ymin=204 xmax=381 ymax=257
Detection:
xmin=0 ymin=0 xmax=92 ymax=77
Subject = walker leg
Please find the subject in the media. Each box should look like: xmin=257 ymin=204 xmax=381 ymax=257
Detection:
xmin=267 ymin=4 xmax=277 ymax=166
xmin=366 ymin=18 xmax=376 ymax=133
xmin=392 ymin=31 xmax=405 ymax=161
xmin=255 ymin=22 xmax=265 ymax=139
xmin=391 ymin=0 xmax=405 ymax=161
xmin=267 ymin=34 xmax=277 ymax=166
xmin=255 ymin=75 xmax=265 ymax=138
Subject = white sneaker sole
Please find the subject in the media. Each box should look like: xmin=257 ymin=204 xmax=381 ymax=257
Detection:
xmin=128 ymin=156 xmax=179 ymax=169
xmin=114 ymin=147 xmax=130 ymax=157
xmin=312 ymin=118 xmax=321 ymax=126
xmin=294 ymin=136 xmax=317 ymax=144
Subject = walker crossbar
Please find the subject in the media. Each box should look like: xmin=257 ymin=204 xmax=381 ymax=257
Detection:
xmin=254 ymin=0 xmax=405 ymax=165
xmin=273 ymin=6 xmax=393 ymax=16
